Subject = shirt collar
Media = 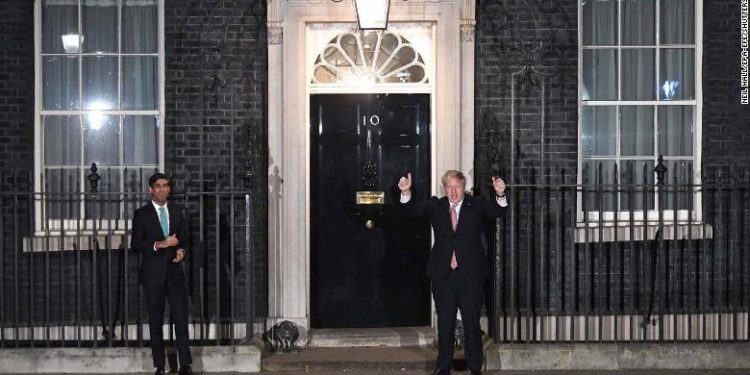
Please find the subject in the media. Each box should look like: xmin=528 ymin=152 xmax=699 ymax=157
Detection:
xmin=152 ymin=201 xmax=168 ymax=212
xmin=449 ymin=197 xmax=464 ymax=210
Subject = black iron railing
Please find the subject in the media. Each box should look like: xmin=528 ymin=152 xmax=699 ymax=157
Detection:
xmin=0 ymin=165 xmax=258 ymax=348
xmin=492 ymin=157 xmax=750 ymax=342
xmin=3 ymin=157 xmax=749 ymax=347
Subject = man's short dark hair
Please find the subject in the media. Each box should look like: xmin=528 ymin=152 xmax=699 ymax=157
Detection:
xmin=148 ymin=172 xmax=171 ymax=187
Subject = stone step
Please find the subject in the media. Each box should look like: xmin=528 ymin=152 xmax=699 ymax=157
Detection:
xmin=309 ymin=327 xmax=435 ymax=347
xmin=262 ymin=346 xmax=442 ymax=372
xmin=263 ymin=327 xmax=470 ymax=373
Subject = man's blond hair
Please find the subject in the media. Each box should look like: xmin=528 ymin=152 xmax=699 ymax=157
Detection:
xmin=441 ymin=170 xmax=466 ymax=186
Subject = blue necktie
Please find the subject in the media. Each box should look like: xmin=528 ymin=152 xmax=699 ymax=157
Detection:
xmin=159 ymin=206 xmax=169 ymax=237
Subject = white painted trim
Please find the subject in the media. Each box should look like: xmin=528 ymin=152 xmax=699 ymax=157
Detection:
xmin=308 ymin=85 xmax=431 ymax=94
xmin=33 ymin=0 xmax=166 ymax=231
xmin=158 ymin=0 xmax=165 ymax=173
xmin=693 ymin=0 xmax=703 ymax=193
xmin=34 ymin=0 xmax=43 ymax=233
xmin=268 ymin=0 xmax=471 ymax=337
xmin=576 ymin=0 xmax=703 ymax=223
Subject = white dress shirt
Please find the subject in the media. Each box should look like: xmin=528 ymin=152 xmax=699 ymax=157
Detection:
xmin=152 ymin=201 xmax=169 ymax=251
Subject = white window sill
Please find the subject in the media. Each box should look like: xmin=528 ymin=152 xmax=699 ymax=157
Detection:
xmin=23 ymin=232 xmax=129 ymax=252
xmin=574 ymin=221 xmax=713 ymax=243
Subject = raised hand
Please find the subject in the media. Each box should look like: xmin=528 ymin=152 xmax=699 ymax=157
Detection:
xmin=492 ymin=176 xmax=506 ymax=197
xmin=398 ymin=173 xmax=413 ymax=194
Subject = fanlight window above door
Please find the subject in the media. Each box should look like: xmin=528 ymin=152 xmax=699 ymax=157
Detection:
xmin=312 ymin=30 xmax=428 ymax=85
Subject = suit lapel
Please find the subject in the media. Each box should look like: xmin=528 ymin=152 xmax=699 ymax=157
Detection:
xmin=145 ymin=204 xmax=162 ymax=236
xmin=456 ymin=196 xmax=473 ymax=234
xmin=445 ymin=197 xmax=462 ymax=234
xmin=167 ymin=204 xmax=179 ymax=234
xmin=148 ymin=203 xmax=173 ymax=238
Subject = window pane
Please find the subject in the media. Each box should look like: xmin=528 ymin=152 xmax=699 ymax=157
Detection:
xmin=313 ymin=65 xmax=339 ymax=83
xmin=84 ymin=115 xmax=119 ymax=166
xmin=123 ymin=116 xmax=158 ymax=165
xmin=44 ymin=168 xmax=81 ymax=220
xmin=43 ymin=56 xmax=80 ymax=110
xmin=622 ymin=0 xmax=655 ymax=45
xmin=42 ymin=1 xmax=78 ymax=54
xmin=660 ymin=48 xmax=695 ymax=100
xmin=83 ymin=56 xmax=118 ymax=110
xmin=582 ymin=160 xmax=616 ymax=211
xmin=362 ymin=31 xmax=379 ymax=67
xmin=122 ymin=57 xmax=158 ymax=110
xmin=620 ymin=106 xmax=654 ymax=156
xmin=324 ymin=47 xmax=352 ymax=71
xmin=622 ymin=49 xmax=655 ymax=100
xmin=383 ymin=46 xmax=417 ymax=76
xmin=581 ymin=106 xmax=616 ymax=157
xmin=383 ymin=65 xmax=425 ymax=83
xmin=582 ymin=49 xmax=617 ymax=100
xmin=660 ymin=0 xmax=695 ymax=45
xmin=582 ymin=0 xmax=617 ymax=46
xmin=658 ymin=106 xmax=693 ymax=156
xmin=340 ymin=34 xmax=362 ymax=67
xmin=376 ymin=33 xmax=399 ymax=67
xmin=44 ymin=116 xmax=82 ymax=166
xmin=619 ymin=160 xmax=655 ymax=211
xmin=82 ymin=0 xmax=117 ymax=53
xmin=122 ymin=0 xmax=158 ymax=53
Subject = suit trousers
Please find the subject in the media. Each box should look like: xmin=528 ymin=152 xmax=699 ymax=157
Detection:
xmin=432 ymin=269 xmax=485 ymax=372
xmin=145 ymin=280 xmax=192 ymax=369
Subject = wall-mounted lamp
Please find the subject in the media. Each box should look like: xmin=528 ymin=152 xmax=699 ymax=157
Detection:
xmin=61 ymin=33 xmax=83 ymax=54
xmin=353 ymin=0 xmax=390 ymax=30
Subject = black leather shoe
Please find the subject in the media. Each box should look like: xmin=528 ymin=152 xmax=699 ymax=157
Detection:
xmin=154 ymin=369 xmax=165 ymax=375
xmin=432 ymin=370 xmax=450 ymax=375
xmin=470 ymin=370 xmax=482 ymax=375
xmin=178 ymin=366 xmax=193 ymax=375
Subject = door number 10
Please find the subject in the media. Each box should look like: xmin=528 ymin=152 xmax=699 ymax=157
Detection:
xmin=362 ymin=115 xmax=380 ymax=126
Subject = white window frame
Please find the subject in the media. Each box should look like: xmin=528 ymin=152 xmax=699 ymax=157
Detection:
xmin=577 ymin=0 xmax=703 ymax=225
xmin=33 ymin=0 xmax=165 ymax=235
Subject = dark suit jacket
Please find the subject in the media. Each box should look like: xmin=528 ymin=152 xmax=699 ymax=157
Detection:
xmin=130 ymin=202 xmax=189 ymax=287
xmin=401 ymin=195 xmax=506 ymax=282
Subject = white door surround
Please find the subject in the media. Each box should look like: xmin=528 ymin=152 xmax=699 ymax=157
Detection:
xmin=266 ymin=0 xmax=476 ymax=343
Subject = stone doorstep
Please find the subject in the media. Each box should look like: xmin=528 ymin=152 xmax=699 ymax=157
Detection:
xmin=0 ymin=341 xmax=263 ymax=374
xmin=308 ymin=327 xmax=436 ymax=348
xmin=262 ymin=346 xmax=441 ymax=372
xmin=261 ymin=327 xmax=486 ymax=372
xmin=263 ymin=327 xmax=441 ymax=372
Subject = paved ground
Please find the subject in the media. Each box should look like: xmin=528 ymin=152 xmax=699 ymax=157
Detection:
xmin=247 ymin=372 xmax=750 ymax=375
xmin=7 ymin=372 xmax=750 ymax=374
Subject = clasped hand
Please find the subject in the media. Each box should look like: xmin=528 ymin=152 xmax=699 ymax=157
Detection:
xmin=155 ymin=234 xmax=185 ymax=263
xmin=156 ymin=234 xmax=179 ymax=249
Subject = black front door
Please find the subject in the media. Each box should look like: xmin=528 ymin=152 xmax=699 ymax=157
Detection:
xmin=310 ymin=93 xmax=431 ymax=328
